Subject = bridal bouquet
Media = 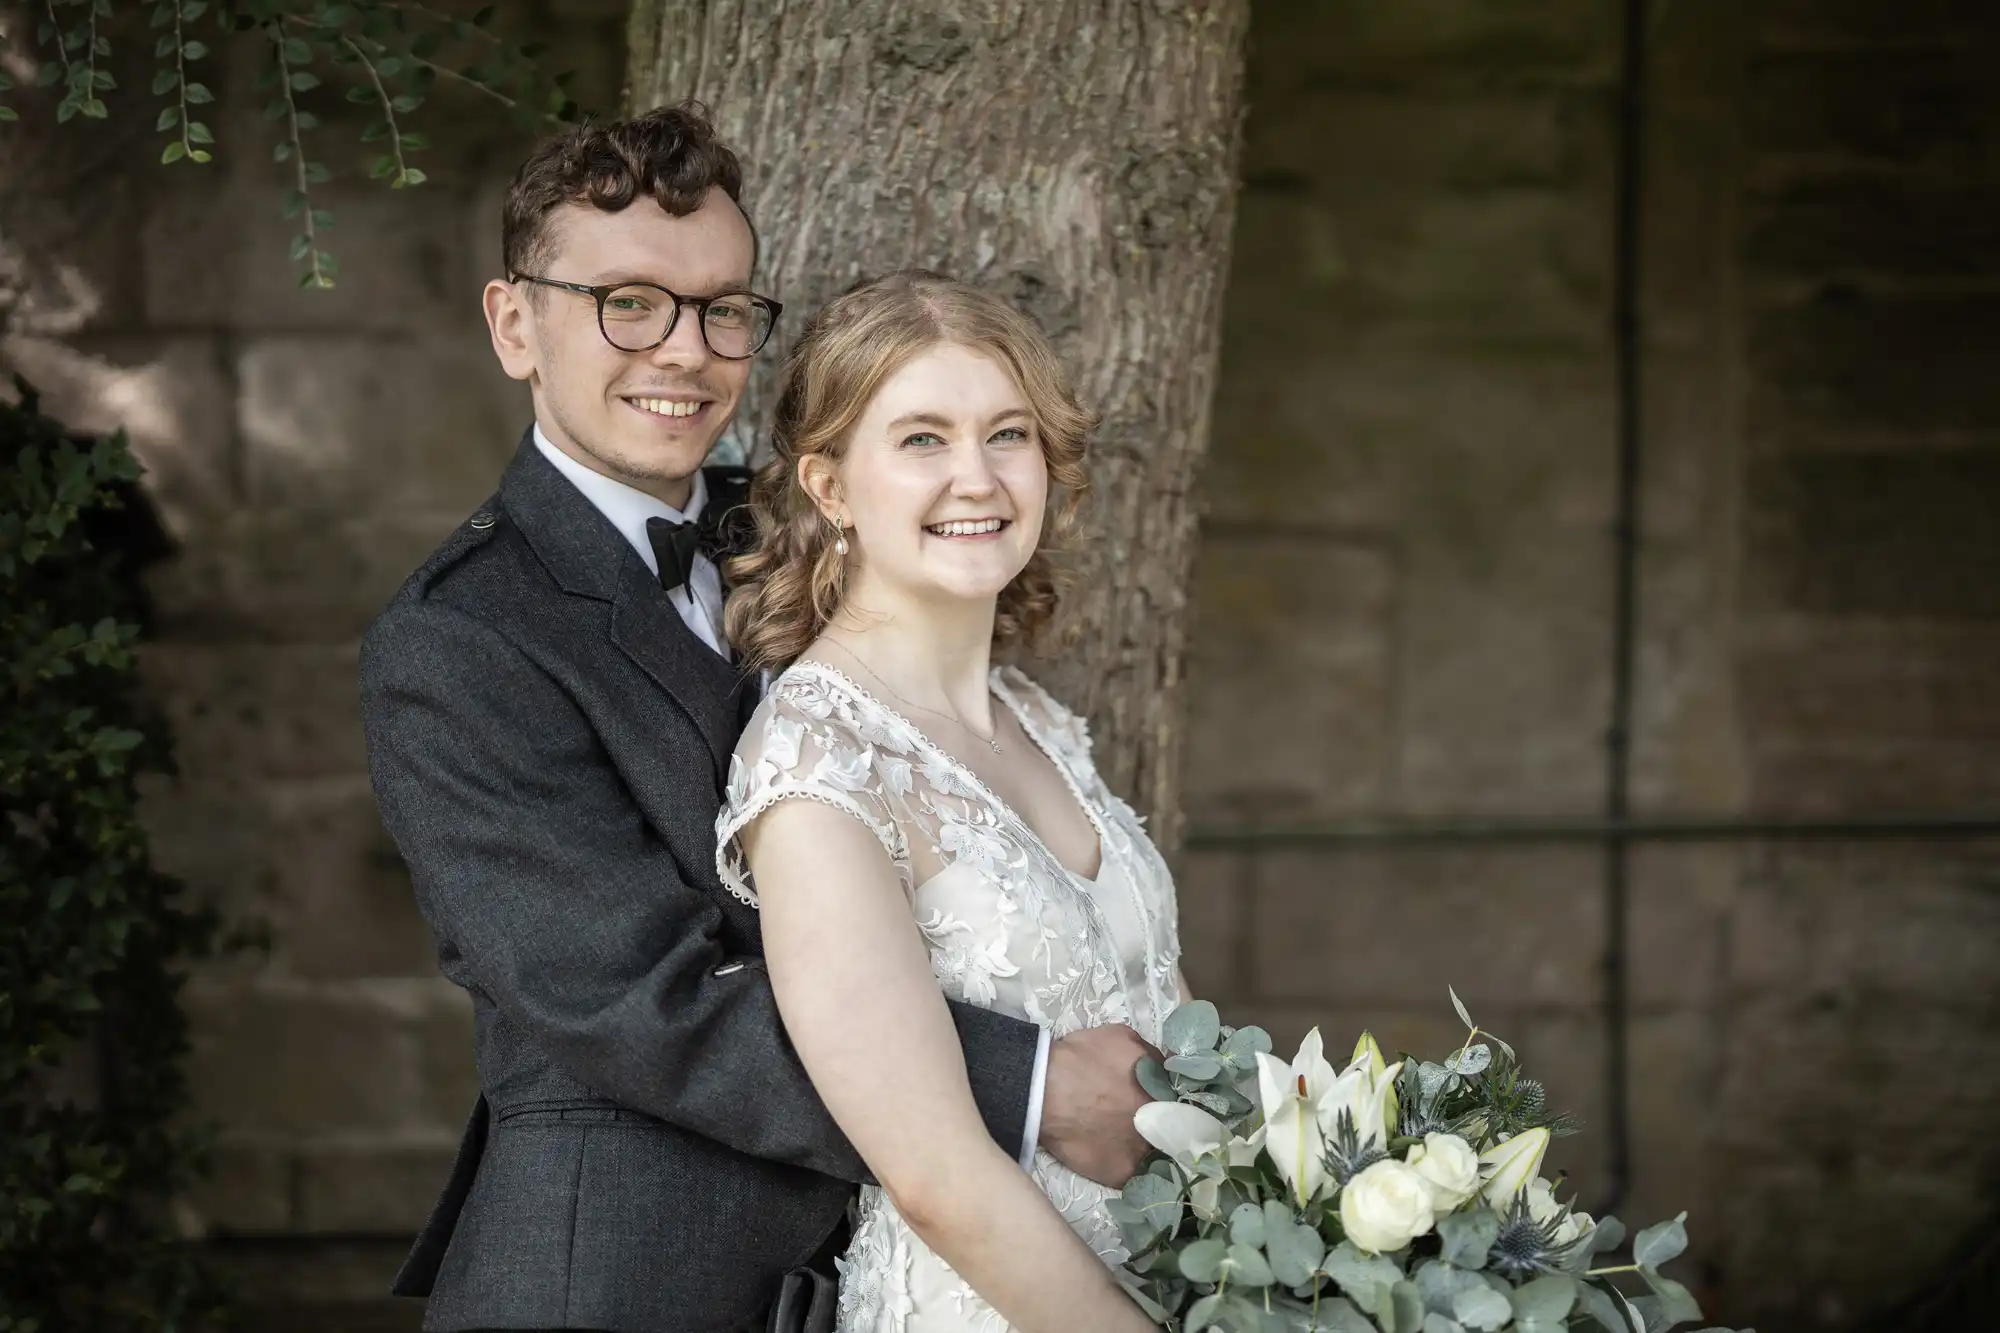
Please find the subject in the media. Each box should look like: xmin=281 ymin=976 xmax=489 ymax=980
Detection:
xmin=1110 ymin=992 xmax=1745 ymax=1333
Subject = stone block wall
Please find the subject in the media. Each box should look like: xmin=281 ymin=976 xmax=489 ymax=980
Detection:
xmin=2 ymin=2 xmax=1995 ymax=1329
xmin=1181 ymin=3 xmax=2000 ymax=1330
xmin=0 ymin=1 xmax=625 ymax=1323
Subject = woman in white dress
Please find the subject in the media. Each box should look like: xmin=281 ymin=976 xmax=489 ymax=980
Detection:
xmin=716 ymin=270 xmax=1187 ymax=1333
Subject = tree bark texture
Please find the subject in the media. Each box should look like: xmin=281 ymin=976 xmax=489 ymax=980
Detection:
xmin=625 ymin=1 xmax=1249 ymax=848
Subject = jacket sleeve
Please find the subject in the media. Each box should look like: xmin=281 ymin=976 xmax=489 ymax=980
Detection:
xmin=359 ymin=599 xmax=1039 ymax=1184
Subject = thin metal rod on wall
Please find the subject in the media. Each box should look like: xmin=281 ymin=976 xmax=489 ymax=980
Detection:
xmin=1182 ymin=813 xmax=2000 ymax=849
xmin=1596 ymin=0 xmax=1650 ymax=1219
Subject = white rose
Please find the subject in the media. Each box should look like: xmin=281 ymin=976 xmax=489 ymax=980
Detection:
xmin=1339 ymin=1159 xmax=1437 ymax=1255
xmin=1406 ymin=1133 xmax=1480 ymax=1211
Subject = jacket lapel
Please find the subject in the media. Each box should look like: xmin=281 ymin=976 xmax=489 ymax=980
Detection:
xmin=500 ymin=433 xmax=737 ymax=781
xmin=609 ymin=560 xmax=739 ymax=779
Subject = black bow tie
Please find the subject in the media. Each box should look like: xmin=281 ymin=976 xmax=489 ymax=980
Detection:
xmin=645 ymin=474 xmax=754 ymax=593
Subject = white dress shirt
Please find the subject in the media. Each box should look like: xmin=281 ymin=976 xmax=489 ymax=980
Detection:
xmin=532 ymin=424 xmax=728 ymax=656
xmin=531 ymin=422 xmax=1052 ymax=1169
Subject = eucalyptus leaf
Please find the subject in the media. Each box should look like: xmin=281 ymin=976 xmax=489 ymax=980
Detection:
xmin=1229 ymin=1202 xmax=1267 ymax=1250
xmin=1324 ymin=1240 xmax=1403 ymax=1313
xmin=1589 ymin=1216 xmax=1627 ymax=1254
xmin=1164 ymin=1000 xmax=1222 ymax=1057
xmin=1167 ymin=1053 xmax=1224 ymax=1081
xmin=1186 ymin=1292 xmax=1227 ymax=1332
xmin=1390 ymin=1280 xmax=1427 ymax=1333
xmin=1576 ymin=1280 xmax=1640 ymax=1333
xmin=1266 ymin=1216 xmax=1324 ymax=1289
xmin=1218 ymin=1025 xmax=1274 ymax=1071
xmin=1122 ymin=1170 xmax=1184 ymax=1234
xmin=1632 ymin=1213 xmax=1688 ymax=1270
xmin=1181 ymin=1237 xmax=1228 ymax=1284
xmin=1436 ymin=1209 xmax=1498 ymax=1270
xmin=1509 ymin=1274 xmax=1577 ymax=1324
xmin=1313 ymin=1297 xmax=1379 ymax=1333
xmin=1226 ymin=1242 xmax=1275 ymax=1287
xmin=1452 ymin=1283 xmax=1513 ymax=1332
xmin=1444 ymin=1044 xmax=1492 ymax=1077
xmin=1631 ymin=1295 xmax=1670 ymax=1333
xmin=1422 ymin=1316 xmax=1463 ymax=1333
xmin=1640 ymin=1270 xmax=1703 ymax=1326
xmin=1137 ymin=1055 xmax=1179 ymax=1103
xmin=1415 ymin=1259 xmax=1478 ymax=1313
xmin=1449 ymin=986 xmax=1475 ymax=1031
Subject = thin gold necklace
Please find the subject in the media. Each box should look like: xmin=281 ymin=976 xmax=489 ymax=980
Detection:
xmin=821 ymin=636 xmax=1004 ymax=755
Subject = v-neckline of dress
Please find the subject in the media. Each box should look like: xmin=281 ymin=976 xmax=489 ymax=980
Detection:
xmin=783 ymin=658 xmax=1108 ymax=885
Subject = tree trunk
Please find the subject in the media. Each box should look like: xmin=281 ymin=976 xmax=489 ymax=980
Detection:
xmin=625 ymin=1 xmax=1249 ymax=848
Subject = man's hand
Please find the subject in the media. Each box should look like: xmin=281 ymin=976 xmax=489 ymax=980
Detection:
xmin=1039 ymin=1023 xmax=1159 ymax=1187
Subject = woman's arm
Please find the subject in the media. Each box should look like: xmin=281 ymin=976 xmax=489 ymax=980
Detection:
xmin=744 ymin=801 xmax=1154 ymax=1333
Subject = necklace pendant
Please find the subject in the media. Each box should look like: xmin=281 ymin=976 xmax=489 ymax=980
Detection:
xmin=989 ymin=738 xmax=1003 ymax=754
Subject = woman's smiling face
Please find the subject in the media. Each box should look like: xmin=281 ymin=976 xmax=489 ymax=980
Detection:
xmin=817 ymin=342 xmax=1050 ymax=609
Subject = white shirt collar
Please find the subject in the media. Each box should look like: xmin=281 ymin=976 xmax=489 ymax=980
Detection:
xmin=531 ymin=423 xmax=706 ymax=579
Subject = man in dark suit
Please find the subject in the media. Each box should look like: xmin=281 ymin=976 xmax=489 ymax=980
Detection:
xmin=358 ymin=103 xmax=1156 ymax=1333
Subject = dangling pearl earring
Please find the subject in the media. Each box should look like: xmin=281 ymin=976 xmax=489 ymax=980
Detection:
xmin=835 ymin=533 xmax=849 ymax=555
xmin=827 ymin=511 xmax=849 ymax=555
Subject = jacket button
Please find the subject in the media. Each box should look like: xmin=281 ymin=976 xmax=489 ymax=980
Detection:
xmin=713 ymin=961 xmax=746 ymax=977
xmin=469 ymin=511 xmax=495 ymax=530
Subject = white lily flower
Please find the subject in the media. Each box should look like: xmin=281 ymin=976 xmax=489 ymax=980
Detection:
xmin=1319 ymin=1050 xmax=1405 ymax=1152
xmin=1478 ymin=1127 xmax=1551 ymax=1208
xmin=1256 ymin=1049 xmax=1331 ymax=1207
xmin=1189 ymin=1130 xmax=1266 ymax=1222
xmin=1133 ymin=1101 xmax=1227 ymax=1176
xmin=1351 ymin=1030 xmax=1401 ymax=1133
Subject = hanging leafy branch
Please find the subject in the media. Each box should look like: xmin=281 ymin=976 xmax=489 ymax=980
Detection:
xmin=4 ymin=0 xmax=587 ymax=287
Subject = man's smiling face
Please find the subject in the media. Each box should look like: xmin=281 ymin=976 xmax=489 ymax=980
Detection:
xmin=487 ymin=187 xmax=758 ymax=508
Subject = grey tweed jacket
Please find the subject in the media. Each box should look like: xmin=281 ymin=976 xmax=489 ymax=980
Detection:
xmin=359 ymin=433 xmax=1039 ymax=1333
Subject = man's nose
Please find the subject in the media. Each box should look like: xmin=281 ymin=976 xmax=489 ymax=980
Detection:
xmin=648 ymin=303 xmax=711 ymax=371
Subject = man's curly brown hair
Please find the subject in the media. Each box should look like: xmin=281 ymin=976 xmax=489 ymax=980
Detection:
xmin=723 ymin=271 xmax=1096 ymax=672
xmin=501 ymin=100 xmax=753 ymax=280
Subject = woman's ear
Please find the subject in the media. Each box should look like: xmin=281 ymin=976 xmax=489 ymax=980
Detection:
xmin=797 ymin=454 xmax=841 ymax=521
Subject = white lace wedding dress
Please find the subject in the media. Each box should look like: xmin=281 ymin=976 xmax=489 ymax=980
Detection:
xmin=715 ymin=660 xmax=1183 ymax=1333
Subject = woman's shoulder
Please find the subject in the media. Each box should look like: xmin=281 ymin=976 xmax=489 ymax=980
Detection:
xmin=735 ymin=658 xmax=928 ymax=767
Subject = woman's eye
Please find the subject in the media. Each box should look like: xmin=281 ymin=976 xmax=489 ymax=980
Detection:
xmin=990 ymin=426 xmax=1031 ymax=444
xmin=899 ymin=432 xmax=944 ymax=449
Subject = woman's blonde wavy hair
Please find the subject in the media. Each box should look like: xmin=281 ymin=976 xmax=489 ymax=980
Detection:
xmin=723 ymin=269 xmax=1096 ymax=672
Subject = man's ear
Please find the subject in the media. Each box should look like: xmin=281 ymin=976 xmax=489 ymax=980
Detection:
xmin=484 ymin=278 xmax=537 ymax=383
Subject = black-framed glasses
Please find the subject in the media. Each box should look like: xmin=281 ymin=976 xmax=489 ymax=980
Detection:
xmin=510 ymin=273 xmax=783 ymax=359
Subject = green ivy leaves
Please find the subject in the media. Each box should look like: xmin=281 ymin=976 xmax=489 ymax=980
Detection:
xmin=8 ymin=1 xmax=586 ymax=287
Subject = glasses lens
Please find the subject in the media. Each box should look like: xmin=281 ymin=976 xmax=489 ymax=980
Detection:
xmin=701 ymin=294 xmax=776 ymax=358
xmin=599 ymin=285 xmax=677 ymax=352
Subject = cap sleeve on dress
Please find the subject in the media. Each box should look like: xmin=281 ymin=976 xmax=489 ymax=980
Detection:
xmin=714 ymin=688 xmax=908 ymax=908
